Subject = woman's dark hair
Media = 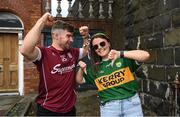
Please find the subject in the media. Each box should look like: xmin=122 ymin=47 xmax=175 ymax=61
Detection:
xmin=89 ymin=33 xmax=111 ymax=73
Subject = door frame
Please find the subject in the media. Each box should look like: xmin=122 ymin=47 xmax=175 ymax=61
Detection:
xmin=0 ymin=28 xmax=24 ymax=96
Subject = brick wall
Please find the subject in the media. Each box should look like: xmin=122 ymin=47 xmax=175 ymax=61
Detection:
xmin=0 ymin=0 xmax=43 ymax=94
xmin=112 ymin=0 xmax=180 ymax=116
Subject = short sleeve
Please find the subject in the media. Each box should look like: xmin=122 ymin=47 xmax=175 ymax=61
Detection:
xmin=33 ymin=46 xmax=44 ymax=65
xmin=83 ymin=66 xmax=96 ymax=86
xmin=78 ymin=48 xmax=83 ymax=59
xmin=124 ymin=58 xmax=140 ymax=73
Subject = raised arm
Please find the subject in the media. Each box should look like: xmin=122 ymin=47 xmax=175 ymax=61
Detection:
xmin=19 ymin=13 xmax=54 ymax=61
xmin=76 ymin=61 xmax=86 ymax=84
xmin=108 ymin=49 xmax=150 ymax=62
xmin=79 ymin=26 xmax=90 ymax=57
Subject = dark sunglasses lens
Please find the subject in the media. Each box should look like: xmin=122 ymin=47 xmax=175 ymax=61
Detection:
xmin=100 ymin=42 xmax=106 ymax=47
xmin=93 ymin=45 xmax=98 ymax=50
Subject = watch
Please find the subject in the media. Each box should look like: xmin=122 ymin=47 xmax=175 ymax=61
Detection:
xmin=120 ymin=51 xmax=124 ymax=58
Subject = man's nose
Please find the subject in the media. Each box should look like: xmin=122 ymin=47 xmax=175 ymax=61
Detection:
xmin=70 ymin=37 xmax=73 ymax=42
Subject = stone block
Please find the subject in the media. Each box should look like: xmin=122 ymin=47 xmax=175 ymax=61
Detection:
xmin=148 ymin=66 xmax=165 ymax=81
xmin=140 ymin=19 xmax=153 ymax=35
xmin=157 ymin=48 xmax=174 ymax=65
xmin=153 ymin=14 xmax=171 ymax=32
xmin=145 ymin=33 xmax=164 ymax=49
xmin=146 ymin=49 xmax=157 ymax=64
xmin=166 ymin=0 xmax=180 ymax=10
xmin=175 ymin=48 xmax=180 ymax=65
xmin=166 ymin=66 xmax=180 ymax=82
xmin=140 ymin=0 xmax=157 ymax=6
xmin=133 ymin=7 xmax=147 ymax=23
xmin=124 ymin=25 xmax=135 ymax=38
xmin=172 ymin=8 xmax=180 ymax=28
xmin=124 ymin=14 xmax=135 ymax=26
xmin=134 ymin=23 xmax=141 ymax=36
xmin=143 ymin=94 xmax=170 ymax=116
xmin=145 ymin=1 xmax=159 ymax=18
xmin=125 ymin=0 xmax=139 ymax=14
xmin=142 ymin=80 xmax=168 ymax=98
xmin=124 ymin=37 xmax=138 ymax=50
xmin=149 ymin=81 xmax=168 ymax=99
xmin=165 ymin=28 xmax=180 ymax=46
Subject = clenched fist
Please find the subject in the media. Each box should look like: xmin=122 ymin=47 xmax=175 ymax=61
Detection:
xmin=79 ymin=26 xmax=89 ymax=39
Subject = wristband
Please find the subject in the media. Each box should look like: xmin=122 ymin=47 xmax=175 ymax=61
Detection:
xmin=120 ymin=51 xmax=124 ymax=58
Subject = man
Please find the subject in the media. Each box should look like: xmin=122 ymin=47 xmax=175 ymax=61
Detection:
xmin=20 ymin=12 xmax=89 ymax=116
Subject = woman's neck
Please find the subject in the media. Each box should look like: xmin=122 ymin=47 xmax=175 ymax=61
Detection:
xmin=102 ymin=54 xmax=109 ymax=61
xmin=102 ymin=58 xmax=109 ymax=61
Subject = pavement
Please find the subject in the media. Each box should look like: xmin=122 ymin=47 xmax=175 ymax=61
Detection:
xmin=0 ymin=90 xmax=99 ymax=116
xmin=0 ymin=95 xmax=22 ymax=115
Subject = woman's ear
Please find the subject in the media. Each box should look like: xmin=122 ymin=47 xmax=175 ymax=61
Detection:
xmin=107 ymin=41 xmax=111 ymax=48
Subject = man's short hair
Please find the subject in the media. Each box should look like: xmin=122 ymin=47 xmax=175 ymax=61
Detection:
xmin=51 ymin=20 xmax=74 ymax=33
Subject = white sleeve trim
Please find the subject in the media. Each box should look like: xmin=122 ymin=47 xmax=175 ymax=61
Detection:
xmin=78 ymin=48 xmax=83 ymax=60
xmin=32 ymin=47 xmax=42 ymax=62
xmin=135 ymin=60 xmax=140 ymax=65
xmin=83 ymin=77 xmax=86 ymax=83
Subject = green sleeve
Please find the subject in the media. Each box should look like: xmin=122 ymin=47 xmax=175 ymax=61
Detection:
xmin=124 ymin=58 xmax=140 ymax=72
xmin=83 ymin=66 xmax=96 ymax=85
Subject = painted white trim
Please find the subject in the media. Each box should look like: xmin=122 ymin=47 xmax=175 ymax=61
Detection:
xmin=0 ymin=27 xmax=23 ymax=30
xmin=18 ymin=36 xmax=24 ymax=96
xmin=0 ymin=29 xmax=22 ymax=33
xmin=0 ymin=92 xmax=19 ymax=96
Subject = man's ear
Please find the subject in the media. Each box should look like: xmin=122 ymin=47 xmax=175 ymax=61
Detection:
xmin=52 ymin=32 xmax=58 ymax=40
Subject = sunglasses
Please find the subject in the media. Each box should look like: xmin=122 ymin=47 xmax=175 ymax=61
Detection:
xmin=93 ymin=41 xmax=106 ymax=50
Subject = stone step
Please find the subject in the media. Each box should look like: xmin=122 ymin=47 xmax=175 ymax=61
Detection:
xmin=0 ymin=95 xmax=22 ymax=116
xmin=5 ymin=97 xmax=32 ymax=116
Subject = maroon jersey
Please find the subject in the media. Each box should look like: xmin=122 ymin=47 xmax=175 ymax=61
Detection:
xmin=34 ymin=46 xmax=81 ymax=113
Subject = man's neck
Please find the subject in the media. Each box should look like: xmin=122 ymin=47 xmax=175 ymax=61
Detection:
xmin=52 ymin=43 xmax=64 ymax=51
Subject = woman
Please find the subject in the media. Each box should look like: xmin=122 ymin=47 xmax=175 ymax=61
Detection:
xmin=76 ymin=33 xmax=150 ymax=117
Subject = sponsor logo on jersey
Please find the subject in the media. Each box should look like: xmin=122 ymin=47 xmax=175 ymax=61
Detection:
xmin=95 ymin=67 xmax=135 ymax=91
xmin=51 ymin=64 xmax=75 ymax=74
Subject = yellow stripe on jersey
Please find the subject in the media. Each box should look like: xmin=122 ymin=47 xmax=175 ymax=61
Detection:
xmin=95 ymin=67 xmax=135 ymax=91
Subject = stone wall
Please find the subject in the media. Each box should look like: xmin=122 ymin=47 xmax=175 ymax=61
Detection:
xmin=112 ymin=0 xmax=180 ymax=116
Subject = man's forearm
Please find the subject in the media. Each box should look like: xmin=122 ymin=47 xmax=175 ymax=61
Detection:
xmin=76 ymin=68 xmax=85 ymax=84
xmin=21 ymin=18 xmax=45 ymax=54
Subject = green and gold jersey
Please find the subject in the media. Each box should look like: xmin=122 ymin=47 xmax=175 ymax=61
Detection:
xmin=83 ymin=58 xmax=140 ymax=103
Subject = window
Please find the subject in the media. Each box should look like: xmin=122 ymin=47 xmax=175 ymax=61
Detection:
xmin=0 ymin=12 xmax=22 ymax=28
